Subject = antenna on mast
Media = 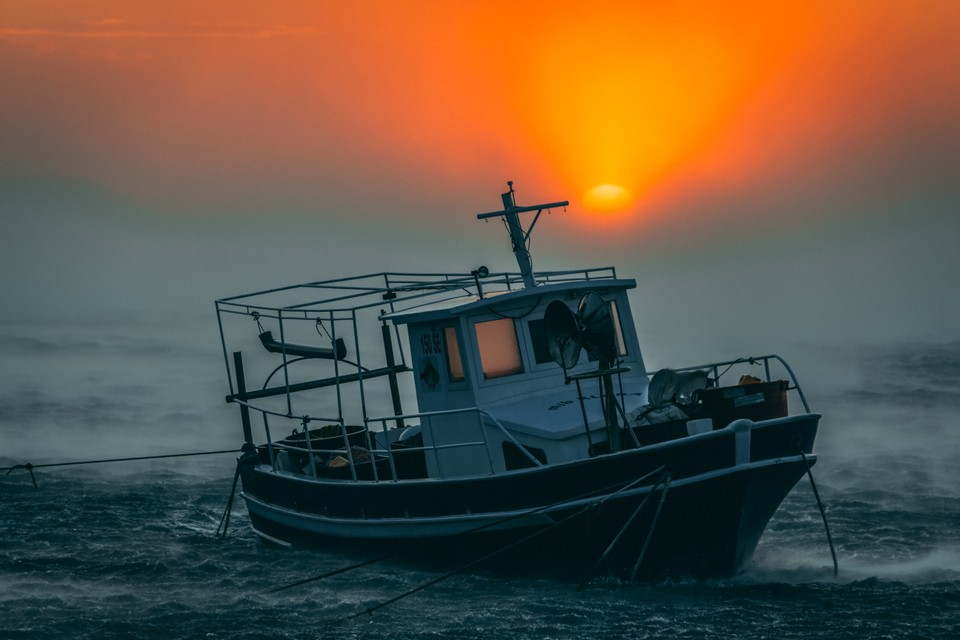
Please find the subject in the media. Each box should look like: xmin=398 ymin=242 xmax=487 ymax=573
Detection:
xmin=476 ymin=182 xmax=568 ymax=288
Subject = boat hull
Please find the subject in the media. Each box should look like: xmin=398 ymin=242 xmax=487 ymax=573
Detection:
xmin=238 ymin=414 xmax=819 ymax=579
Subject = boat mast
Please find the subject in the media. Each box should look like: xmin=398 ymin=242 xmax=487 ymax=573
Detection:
xmin=477 ymin=182 xmax=568 ymax=288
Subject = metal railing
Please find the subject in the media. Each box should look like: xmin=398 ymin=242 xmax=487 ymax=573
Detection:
xmin=663 ymin=354 xmax=811 ymax=413
xmin=254 ymin=405 xmax=544 ymax=483
xmin=366 ymin=406 xmax=543 ymax=480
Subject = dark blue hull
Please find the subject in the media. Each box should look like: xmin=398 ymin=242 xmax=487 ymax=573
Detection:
xmin=239 ymin=414 xmax=820 ymax=579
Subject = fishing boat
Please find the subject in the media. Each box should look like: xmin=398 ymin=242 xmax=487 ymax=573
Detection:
xmin=215 ymin=184 xmax=822 ymax=580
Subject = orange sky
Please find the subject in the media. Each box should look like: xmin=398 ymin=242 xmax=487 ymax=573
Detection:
xmin=2 ymin=1 xmax=959 ymax=237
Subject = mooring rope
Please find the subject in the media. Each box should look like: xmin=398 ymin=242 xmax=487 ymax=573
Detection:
xmin=797 ymin=445 xmax=839 ymax=577
xmin=216 ymin=458 xmax=243 ymax=540
xmin=4 ymin=463 xmax=39 ymax=488
xmin=1 ymin=449 xmax=240 ymax=488
xmin=215 ymin=448 xmax=259 ymax=541
xmin=267 ymin=465 xmax=670 ymax=595
xmin=630 ymin=471 xmax=671 ymax=581
xmin=269 ymin=554 xmax=397 ymax=594
xmin=576 ymin=466 xmax=668 ymax=590
xmin=334 ymin=501 xmax=598 ymax=624
xmin=326 ymin=466 xmax=677 ymax=622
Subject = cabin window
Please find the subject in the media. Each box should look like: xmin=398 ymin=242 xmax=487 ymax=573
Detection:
xmin=527 ymin=318 xmax=555 ymax=365
xmin=443 ymin=326 xmax=465 ymax=382
xmin=583 ymin=300 xmax=628 ymax=361
xmin=475 ymin=318 xmax=524 ymax=379
xmin=609 ymin=300 xmax=627 ymax=357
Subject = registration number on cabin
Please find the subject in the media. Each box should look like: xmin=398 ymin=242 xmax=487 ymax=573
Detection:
xmin=419 ymin=331 xmax=443 ymax=356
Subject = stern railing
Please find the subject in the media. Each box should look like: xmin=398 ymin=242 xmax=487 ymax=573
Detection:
xmin=250 ymin=405 xmax=543 ymax=483
xmin=663 ymin=353 xmax=811 ymax=413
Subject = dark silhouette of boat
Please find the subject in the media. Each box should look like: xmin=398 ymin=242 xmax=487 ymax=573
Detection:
xmin=215 ymin=184 xmax=821 ymax=580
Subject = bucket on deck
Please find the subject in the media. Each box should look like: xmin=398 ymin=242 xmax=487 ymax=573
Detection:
xmin=695 ymin=380 xmax=788 ymax=428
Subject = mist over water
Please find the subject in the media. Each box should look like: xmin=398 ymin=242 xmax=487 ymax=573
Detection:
xmin=2 ymin=311 xmax=959 ymax=638
xmin=1 ymin=315 xmax=232 ymax=462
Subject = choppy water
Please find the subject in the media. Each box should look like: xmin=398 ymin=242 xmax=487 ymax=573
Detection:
xmin=2 ymin=320 xmax=959 ymax=639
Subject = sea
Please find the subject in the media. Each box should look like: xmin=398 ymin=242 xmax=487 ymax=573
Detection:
xmin=2 ymin=315 xmax=959 ymax=639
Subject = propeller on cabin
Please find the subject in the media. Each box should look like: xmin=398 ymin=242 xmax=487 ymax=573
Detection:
xmin=544 ymin=300 xmax=581 ymax=369
xmin=577 ymin=292 xmax=618 ymax=365
xmin=545 ymin=292 xmax=625 ymax=453
xmin=544 ymin=292 xmax=618 ymax=371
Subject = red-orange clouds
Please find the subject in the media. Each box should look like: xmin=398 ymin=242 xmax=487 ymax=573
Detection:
xmin=646 ymin=3 xmax=960 ymax=224
xmin=473 ymin=3 xmax=818 ymax=215
xmin=2 ymin=1 xmax=958 ymax=231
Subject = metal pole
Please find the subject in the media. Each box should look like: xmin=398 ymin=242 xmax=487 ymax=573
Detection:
xmin=573 ymin=378 xmax=595 ymax=455
xmin=381 ymin=321 xmax=405 ymax=429
xmin=477 ymin=184 xmax=568 ymax=290
xmin=233 ymin=351 xmax=254 ymax=447
xmin=602 ymin=373 xmax=622 ymax=453
xmin=500 ymin=191 xmax=536 ymax=289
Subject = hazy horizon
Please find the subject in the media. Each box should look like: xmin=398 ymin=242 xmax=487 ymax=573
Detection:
xmin=3 ymin=3 xmax=958 ymax=354
xmin=3 ymin=3 xmax=959 ymax=460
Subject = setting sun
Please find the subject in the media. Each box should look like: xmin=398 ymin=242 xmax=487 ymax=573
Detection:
xmin=483 ymin=4 xmax=819 ymax=218
xmin=583 ymin=184 xmax=633 ymax=212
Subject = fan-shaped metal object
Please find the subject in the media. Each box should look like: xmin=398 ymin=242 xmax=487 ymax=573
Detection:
xmin=674 ymin=370 xmax=708 ymax=405
xmin=647 ymin=368 xmax=679 ymax=408
xmin=647 ymin=368 xmax=709 ymax=407
xmin=544 ymin=300 xmax=581 ymax=369
xmin=577 ymin=292 xmax=617 ymax=365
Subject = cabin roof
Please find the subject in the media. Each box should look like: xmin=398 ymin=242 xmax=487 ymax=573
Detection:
xmin=382 ymin=277 xmax=637 ymax=325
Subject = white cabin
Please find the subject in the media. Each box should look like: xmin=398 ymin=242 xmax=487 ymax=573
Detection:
xmin=386 ymin=279 xmax=650 ymax=477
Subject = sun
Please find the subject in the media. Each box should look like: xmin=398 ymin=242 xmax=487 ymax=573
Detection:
xmin=583 ymin=184 xmax=633 ymax=212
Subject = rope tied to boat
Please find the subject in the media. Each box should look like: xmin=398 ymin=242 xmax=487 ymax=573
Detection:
xmin=4 ymin=463 xmax=37 ymax=488
xmin=577 ymin=466 xmax=671 ymax=590
xmin=216 ymin=445 xmax=258 ymax=540
xmin=0 ymin=449 xmax=241 ymax=488
xmin=630 ymin=469 xmax=671 ymax=582
xmin=334 ymin=500 xmax=600 ymax=624
xmin=268 ymin=466 xmax=670 ymax=609
xmin=796 ymin=438 xmax=839 ymax=577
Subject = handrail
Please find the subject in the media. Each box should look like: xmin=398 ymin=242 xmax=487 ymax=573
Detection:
xmin=366 ymin=405 xmax=543 ymax=477
xmin=366 ymin=406 xmax=541 ymax=469
xmin=215 ymin=267 xmax=619 ymax=315
xmin=226 ymin=397 xmax=342 ymax=424
xmin=659 ymin=353 xmax=811 ymax=413
xmin=230 ymin=401 xmax=520 ymax=481
xmin=768 ymin=354 xmax=811 ymax=413
xmin=477 ymin=409 xmax=543 ymax=468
